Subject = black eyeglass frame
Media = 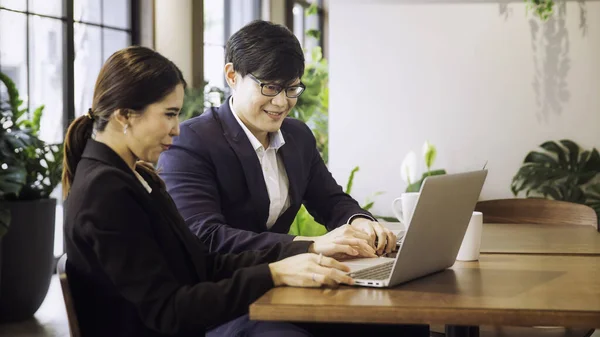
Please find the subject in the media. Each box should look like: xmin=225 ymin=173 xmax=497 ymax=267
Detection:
xmin=248 ymin=74 xmax=306 ymax=98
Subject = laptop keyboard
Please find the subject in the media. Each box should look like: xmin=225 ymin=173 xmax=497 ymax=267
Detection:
xmin=349 ymin=261 xmax=394 ymax=280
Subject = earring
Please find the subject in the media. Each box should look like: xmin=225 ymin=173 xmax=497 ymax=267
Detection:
xmin=123 ymin=124 xmax=128 ymax=135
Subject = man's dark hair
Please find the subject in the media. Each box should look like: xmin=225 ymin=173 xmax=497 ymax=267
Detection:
xmin=225 ymin=20 xmax=305 ymax=84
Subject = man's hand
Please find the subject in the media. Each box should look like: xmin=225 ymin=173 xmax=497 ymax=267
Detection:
xmin=295 ymin=225 xmax=377 ymax=259
xmin=350 ymin=218 xmax=397 ymax=255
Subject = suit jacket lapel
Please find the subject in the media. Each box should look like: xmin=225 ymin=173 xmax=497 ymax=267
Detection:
xmin=214 ymin=100 xmax=270 ymax=229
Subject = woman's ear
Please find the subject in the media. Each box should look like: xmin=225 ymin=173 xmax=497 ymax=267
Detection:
xmin=224 ymin=63 xmax=237 ymax=90
xmin=112 ymin=109 xmax=130 ymax=128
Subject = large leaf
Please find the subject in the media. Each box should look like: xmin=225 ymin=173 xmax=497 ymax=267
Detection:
xmin=18 ymin=143 xmax=63 ymax=200
xmin=288 ymin=205 xmax=327 ymax=237
xmin=512 ymin=140 xmax=599 ymax=197
xmin=540 ymin=140 xmax=567 ymax=166
xmin=0 ymin=71 xmax=25 ymax=119
xmin=524 ymin=151 xmax=557 ymax=165
xmin=583 ymin=148 xmax=600 ymax=172
xmin=0 ymin=163 xmax=27 ymax=198
xmin=540 ymin=185 xmax=586 ymax=204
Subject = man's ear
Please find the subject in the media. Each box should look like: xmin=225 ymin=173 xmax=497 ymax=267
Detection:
xmin=224 ymin=63 xmax=237 ymax=90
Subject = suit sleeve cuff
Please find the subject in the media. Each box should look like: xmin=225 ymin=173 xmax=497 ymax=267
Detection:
xmin=279 ymin=240 xmax=313 ymax=259
xmin=348 ymin=213 xmax=376 ymax=225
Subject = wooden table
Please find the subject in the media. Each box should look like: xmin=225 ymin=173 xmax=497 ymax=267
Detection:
xmin=386 ymin=222 xmax=600 ymax=256
xmin=481 ymin=223 xmax=600 ymax=256
xmin=250 ymin=255 xmax=600 ymax=337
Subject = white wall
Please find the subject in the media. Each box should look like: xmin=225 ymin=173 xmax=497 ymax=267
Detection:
xmin=154 ymin=0 xmax=193 ymax=84
xmin=328 ymin=0 xmax=600 ymax=218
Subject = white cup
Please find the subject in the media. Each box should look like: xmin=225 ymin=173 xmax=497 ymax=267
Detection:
xmin=391 ymin=192 xmax=420 ymax=228
xmin=456 ymin=211 xmax=483 ymax=261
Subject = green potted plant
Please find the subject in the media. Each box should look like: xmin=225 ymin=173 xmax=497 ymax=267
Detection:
xmin=288 ymin=166 xmax=382 ymax=236
xmin=0 ymin=72 xmax=63 ymax=322
xmin=179 ymin=82 xmax=225 ymax=122
xmin=526 ymin=0 xmax=555 ymax=21
xmin=511 ymin=139 xmax=600 ymax=230
xmin=402 ymin=141 xmax=447 ymax=192
xmin=290 ymin=46 xmax=329 ymax=162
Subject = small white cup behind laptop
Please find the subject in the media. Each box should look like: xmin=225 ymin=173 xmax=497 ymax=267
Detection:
xmin=391 ymin=192 xmax=420 ymax=228
xmin=456 ymin=211 xmax=483 ymax=261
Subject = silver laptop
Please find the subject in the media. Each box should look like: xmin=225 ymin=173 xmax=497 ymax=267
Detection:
xmin=345 ymin=169 xmax=488 ymax=288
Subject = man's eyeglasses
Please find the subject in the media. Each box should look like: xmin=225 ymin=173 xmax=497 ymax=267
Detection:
xmin=248 ymin=74 xmax=306 ymax=98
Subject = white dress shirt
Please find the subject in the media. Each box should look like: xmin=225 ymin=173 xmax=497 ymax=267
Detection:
xmin=230 ymin=98 xmax=291 ymax=229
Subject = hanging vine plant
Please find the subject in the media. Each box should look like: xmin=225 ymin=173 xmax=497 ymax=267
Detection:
xmin=526 ymin=0 xmax=555 ymax=21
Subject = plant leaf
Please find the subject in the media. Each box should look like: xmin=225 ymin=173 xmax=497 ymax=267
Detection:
xmin=583 ymin=148 xmax=600 ymax=172
xmin=559 ymin=139 xmax=581 ymax=169
xmin=362 ymin=201 xmax=375 ymax=211
xmin=0 ymin=163 xmax=27 ymax=198
xmin=345 ymin=166 xmax=359 ymax=194
xmin=524 ymin=151 xmax=557 ymax=166
xmin=540 ymin=140 xmax=567 ymax=167
xmin=306 ymin=29 xmax=321 ymax=40
xmin=406 ymin=180 xmax=422 ymax=193
xmin=305 ymin=2 xmax=319 ymax=16
xmin=422 ymin=141 xmax=437 ymax=170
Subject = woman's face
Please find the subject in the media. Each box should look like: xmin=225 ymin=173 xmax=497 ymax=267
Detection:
xmin=126 ymin=84 xmax=184 ymax=164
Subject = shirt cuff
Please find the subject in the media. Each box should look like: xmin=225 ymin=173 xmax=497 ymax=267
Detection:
xmin=347 ymin=213 xmax=376 ymax=225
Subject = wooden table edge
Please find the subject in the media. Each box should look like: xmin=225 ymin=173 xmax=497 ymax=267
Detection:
xmin=249 ymin=303 xmax=600 ymax=328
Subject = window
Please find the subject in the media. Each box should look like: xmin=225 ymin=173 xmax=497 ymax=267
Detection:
xmin=203 ymin=0 xmax=260 ymax=95
xmin=292 ymin=0 xmax=323 ymax=59
xmin=0 ymin=0 xmax=137 ymax=257
xmin=74 ymin=0 xmax=132 ymax=118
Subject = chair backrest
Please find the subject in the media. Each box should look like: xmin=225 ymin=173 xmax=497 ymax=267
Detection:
xmin=57 ymin=254 xmax=82 ymax=337
xmin=475 ymin=198 xmax=598 ymax=229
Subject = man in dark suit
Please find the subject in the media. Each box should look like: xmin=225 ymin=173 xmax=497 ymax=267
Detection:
xmin=158 ymin=20 xmax=397 ymax=257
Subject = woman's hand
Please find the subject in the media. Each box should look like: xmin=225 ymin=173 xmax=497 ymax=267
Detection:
xmin=268 ymin=253 xmax=354 ymax=288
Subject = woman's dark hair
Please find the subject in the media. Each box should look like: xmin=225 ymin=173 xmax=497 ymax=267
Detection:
xmin=62 ymin=45 xmax=186 ymax=198
xmin=225 ymin=20 xmax=305 ymax=84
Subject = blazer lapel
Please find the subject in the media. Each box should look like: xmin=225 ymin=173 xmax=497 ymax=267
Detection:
xmin=214 ymin=100 xmax=270 ymax=229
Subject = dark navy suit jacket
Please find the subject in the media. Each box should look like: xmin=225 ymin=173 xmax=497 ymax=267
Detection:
xmin=158 ymin=99 xmax=374 ymax=254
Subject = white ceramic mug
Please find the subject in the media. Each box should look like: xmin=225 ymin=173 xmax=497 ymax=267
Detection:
xmin=391 ymin=192 xmax=420 ymax=228
xmin=456 ymin=211 xmax=484 ymax=261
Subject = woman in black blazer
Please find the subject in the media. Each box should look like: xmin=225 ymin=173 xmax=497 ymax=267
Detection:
xmin=62 ymin=46 xmax=428 ymax=337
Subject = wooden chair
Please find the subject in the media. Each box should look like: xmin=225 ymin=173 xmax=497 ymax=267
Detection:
xmin=57 ymin=254 xmax=82 ymax=337
xmin=432 ymin=198 xmax=597 ymax=337
xmin=474 ymin=198 xmax=598 ymax=229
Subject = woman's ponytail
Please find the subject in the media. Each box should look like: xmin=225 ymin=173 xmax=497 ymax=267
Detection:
xmin=61 ymin=113 xmax=94 ymax=198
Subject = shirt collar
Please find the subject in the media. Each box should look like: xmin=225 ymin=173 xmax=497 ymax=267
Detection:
xmin=229 ymin=96 xmax=285 ymax=151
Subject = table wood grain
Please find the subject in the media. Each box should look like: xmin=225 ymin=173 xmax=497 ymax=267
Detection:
xmin=481 ymin=223 xmax=600 ymax=256
xmin=250 ymin=255 xmax=600 ymax=328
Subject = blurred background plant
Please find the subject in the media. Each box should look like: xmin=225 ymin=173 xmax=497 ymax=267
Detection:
xmin=511 ymin=139 xmax=600 ymax=224
xmin=289 ymin=46 xmax=329 ymax=162
xmin=401 ymin=141 xmax=447 ymax=193
xmin=288 ymin=166 xmax=383 ymax=236
xmin=525 ymin=0 xmax=555 ymax=21
xmin=179 ymin=81 xmax=226 ymax=122
xmin=0 ymin=72 xmax=63 ymax=237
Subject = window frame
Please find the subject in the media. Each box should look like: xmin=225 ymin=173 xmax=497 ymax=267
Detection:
xmin=0 ymin=0 xmax=140 ymax=132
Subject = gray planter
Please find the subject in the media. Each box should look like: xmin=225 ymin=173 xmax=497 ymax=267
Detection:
xmin=0 ymin=198 xmax=56 ymax=322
